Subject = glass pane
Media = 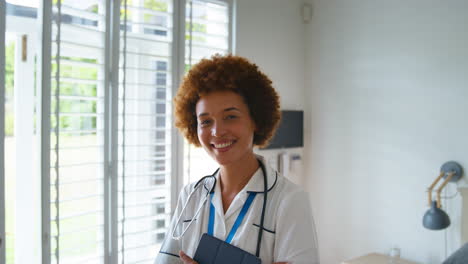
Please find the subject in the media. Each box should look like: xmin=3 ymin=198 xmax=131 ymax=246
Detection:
xmin=50 ymin=0 xmax=106 ymax=263
xmin=118 ymin=0 xmax=174 ymax=263
xmin=5 ymin=0 xmax=42 ymax=261
xmin=4 ymin=32 xmax=16 ymax=264
xmin=183 ymin=0 xmax=230 ymax=185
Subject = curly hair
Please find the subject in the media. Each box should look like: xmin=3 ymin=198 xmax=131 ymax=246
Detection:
xmin=174 ymin=54 xmax=281 ymax=148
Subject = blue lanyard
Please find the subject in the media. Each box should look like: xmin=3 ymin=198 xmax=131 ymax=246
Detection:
xmin=207 ymin=192 xmax=257 ymax=244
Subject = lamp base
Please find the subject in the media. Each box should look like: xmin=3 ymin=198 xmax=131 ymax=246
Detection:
xmin=441 ymin=161 xmax=463 ymax=182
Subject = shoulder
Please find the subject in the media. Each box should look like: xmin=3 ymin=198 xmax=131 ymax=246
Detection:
xmin=257 ymin=154 xmax=308 ymax=198
xmin=271 ymin=174 xmax=310 ymax=208
xmin=177 ymin=176 xmax=215 ymax=204
xmin=178 ymin=179 xmax=202 ymax=201
xmin=258 ymin=166 xmax=312 ymax=223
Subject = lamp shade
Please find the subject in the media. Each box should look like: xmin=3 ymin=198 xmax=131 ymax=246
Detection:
xmin=423 ymin=201 xmax=450 ymax=230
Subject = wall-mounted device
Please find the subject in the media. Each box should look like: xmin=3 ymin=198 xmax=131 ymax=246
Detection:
xmin=263 ymin=110 xmax=304 ymax=149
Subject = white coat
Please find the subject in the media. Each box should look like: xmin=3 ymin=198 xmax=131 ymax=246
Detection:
xmin=154 ymin=156 xmax=319 ymax=264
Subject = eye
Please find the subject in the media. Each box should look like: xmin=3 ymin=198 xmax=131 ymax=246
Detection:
xmin=225 ymin=115 xmax=238 ymax=120
xmin=199 ymin=119 xmax=212 ymax=127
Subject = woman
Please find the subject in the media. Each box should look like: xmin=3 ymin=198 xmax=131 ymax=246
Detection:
xmin=155 ymin=55 xmax=319 ymax=264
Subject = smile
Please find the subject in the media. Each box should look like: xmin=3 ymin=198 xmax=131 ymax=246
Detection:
xmin=212 ymin=141 xmax=235 ymax=149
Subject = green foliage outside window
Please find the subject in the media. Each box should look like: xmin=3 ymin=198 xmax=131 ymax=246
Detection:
xmin=120 ymin=0 xmax=169 ymax=25
xmin=186 ymin=22 xmax=207 ymax=33
xmin=5 ymin=42 xmax=14 ymax=95
xmin=186 ymin=34 xmax=206 ymax=43
xmin=5 ymin=41 xmax=15 ymax=136
xmin=52 ymin=64 xmax=98 ymax=80
xmin=53 ymin=82 xmax=97 ymax=97
xmin=144 ymin=0 xmax=168 ymax=12
xmin=50 ymin=56 xmax=99 ymax=132
xmin=144 ymin=0 xmax=168 ymax=23
xmin=121 ymin=3 xmax=133 ymax=22
xmin=89 ymin=4 xmax=98 ymax=13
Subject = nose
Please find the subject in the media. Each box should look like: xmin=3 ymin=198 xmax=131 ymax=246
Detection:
xmin=211 ymin=121 xmax=227 ymax=137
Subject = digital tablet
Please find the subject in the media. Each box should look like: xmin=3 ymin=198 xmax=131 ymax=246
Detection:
xmin=193 ymin=233 xmax=262 ymax=264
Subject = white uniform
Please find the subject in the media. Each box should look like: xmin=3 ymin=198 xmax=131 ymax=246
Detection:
xmin=155 ymin=156 xmax=319 ymax=264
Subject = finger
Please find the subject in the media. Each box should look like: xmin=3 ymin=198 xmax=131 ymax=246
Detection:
xmin=179 ymin=250 xmax=198 ymax=264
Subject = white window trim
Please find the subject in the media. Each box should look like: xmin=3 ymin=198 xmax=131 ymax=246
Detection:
xmin=14 ymin=32 xmax=40 ymax=264
xmin=0 ymin=0 xmax=6 ymax=262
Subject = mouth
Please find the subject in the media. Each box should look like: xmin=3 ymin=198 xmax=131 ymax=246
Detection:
xmin=211 ymin=140 xmax=235 ymax=150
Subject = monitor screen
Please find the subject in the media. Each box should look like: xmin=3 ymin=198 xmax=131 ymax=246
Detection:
xmin=263 ymin=110 xmax=303 ymax=149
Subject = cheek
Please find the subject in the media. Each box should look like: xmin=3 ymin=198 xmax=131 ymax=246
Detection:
xmin=236 ymin=123 xmax=255 ymax=141
xmin=197 ymin=128 xmax=203 ymax=141
xmin=197 ymin=128 xmax=208 ymax=144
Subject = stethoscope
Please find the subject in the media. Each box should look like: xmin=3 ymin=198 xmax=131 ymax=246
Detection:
xmin=171 ymin=159 xmax=275 ymax=258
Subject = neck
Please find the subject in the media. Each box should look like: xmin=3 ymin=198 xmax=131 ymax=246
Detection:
xmin=219 ymin=153 xmax=259 ymax=195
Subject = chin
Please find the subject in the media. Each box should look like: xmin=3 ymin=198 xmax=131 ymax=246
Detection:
xmin=210 ymin=153 xmax=238 ymax=166
xmin=212 ymin=156 xmax=232 ymax=166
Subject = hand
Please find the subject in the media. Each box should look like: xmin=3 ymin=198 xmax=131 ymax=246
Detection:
xmin=179 ymin=250 xmax=288 ymax=264
xmin=179 ymin=251 xmax=198 ymax=264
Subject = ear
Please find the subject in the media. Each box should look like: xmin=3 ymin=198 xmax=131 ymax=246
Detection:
xmin=252 ymin=121 xmax=258 ymax=133
xmin=252 ymin=122 xmax=259 ymax=145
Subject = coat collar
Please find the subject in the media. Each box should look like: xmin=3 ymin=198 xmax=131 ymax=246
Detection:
xmin=245 ymin=155 xmax=278 ymax=193
xmin=212 ymin=155 xmax=278 ymax=195
xmin=211 ymin=155 xmax=278 ymax=220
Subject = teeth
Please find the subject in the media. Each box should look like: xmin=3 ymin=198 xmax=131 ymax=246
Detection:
xmin=214 ymin=141 xmax=233 ymax=148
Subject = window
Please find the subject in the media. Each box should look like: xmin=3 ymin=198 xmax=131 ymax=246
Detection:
xmin=0 ymin=0 xmax=233 ymax=263
xmin=118 ymin=0 xmax=175 ymax=261
xmin=48 ymin=0 xmax=107 ymax=262
xmin=3 ymin=1 xmax=42 ymax=263
xmin=183 ymin=0 xmax=232 ymax=185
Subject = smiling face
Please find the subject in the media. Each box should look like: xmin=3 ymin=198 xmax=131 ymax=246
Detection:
xmin=195 ymin=91 xmax=257 ymax=166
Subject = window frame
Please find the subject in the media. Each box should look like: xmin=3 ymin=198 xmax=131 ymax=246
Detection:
xmin=0 ymin=0 xmax=235 ymax=263
xmin=0 ymin=0 xmax=6 ymax=262
xmin=171 ymin=0 xmax=236 ymax=213
xmin=182 ymin=0 xmax=234 ymax=186
xmin=173 ymin=0 xmax=235 ymax=210
xmin=105 ymin=0 xmax=121 ymax=262
xmin=38 ymin=0 xmax=54 ymax=263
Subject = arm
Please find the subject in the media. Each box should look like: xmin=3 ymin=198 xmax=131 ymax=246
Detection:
xmin=274 ymin=190 xmax=319 ymax=264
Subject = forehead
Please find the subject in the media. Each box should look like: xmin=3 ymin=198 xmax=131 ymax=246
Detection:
xmin=195 ymin=91 xmax=248 ymax=114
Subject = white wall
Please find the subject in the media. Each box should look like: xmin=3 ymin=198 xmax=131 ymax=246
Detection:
xmin=304 ymin=1 xmax=468 ymax=263
xmin=235 ymin=0 xmax=308 ymax=184
xmin=235 ymin=0 xmax=307 ymax=111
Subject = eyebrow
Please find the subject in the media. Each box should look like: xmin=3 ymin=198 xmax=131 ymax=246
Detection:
xmin=197 ymin=107 xmax=241 ymax=117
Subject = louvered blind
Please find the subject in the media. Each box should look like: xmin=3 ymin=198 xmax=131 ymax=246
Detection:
xmin=50 ymin=1 xmax=106 ymax=263
xmin=186 ymin=0 xmax=229 ymax=64
xmin=118 ymin=0 xmax=174 ymax=263
xmin=184 ymin=0 xmax=230 ymax=184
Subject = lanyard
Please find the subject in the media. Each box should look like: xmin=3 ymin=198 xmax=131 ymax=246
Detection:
xmin=207 ymin=192 xmax=257 ymax=244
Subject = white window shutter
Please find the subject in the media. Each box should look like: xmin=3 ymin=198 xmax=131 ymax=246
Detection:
xmin=118 ymin=0 xmax=174 ymax=263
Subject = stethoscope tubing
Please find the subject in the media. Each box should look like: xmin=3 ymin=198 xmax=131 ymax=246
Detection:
xmin=256 ymin=161 xmax=268 ymax=257
xmin=171 ymin=172 xmax=218 ymax=240
xmin=171 ymin=160 xmax=269 ymax=258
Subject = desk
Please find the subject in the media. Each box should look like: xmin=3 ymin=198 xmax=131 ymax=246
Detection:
xmin=342 ymin=253 xmax=420 ymax=264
